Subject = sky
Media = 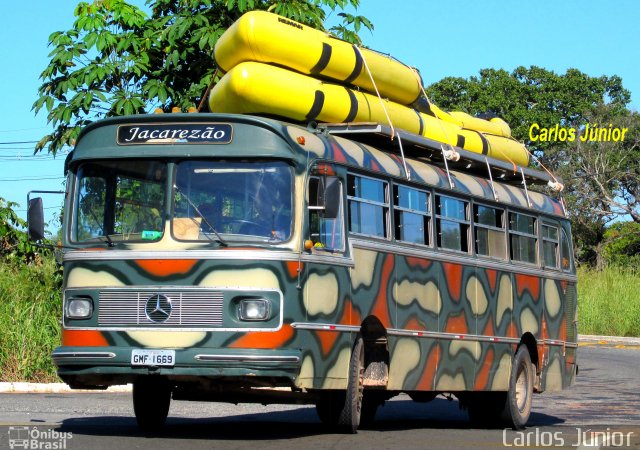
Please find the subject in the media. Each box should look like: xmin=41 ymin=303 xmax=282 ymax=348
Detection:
xmin=1 ymin=0 xmax=639 ymax=229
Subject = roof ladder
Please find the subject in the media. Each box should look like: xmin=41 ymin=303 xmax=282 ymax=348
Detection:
xmin=441 ymin=144 xmax=457 ymax=189
xmin=520 ymin=167 xmax=533 ymax=207
xmin=397 ymin=133 xmax=410 ymax=181
xmin=485 ymin=157 xmax=499 ymax=201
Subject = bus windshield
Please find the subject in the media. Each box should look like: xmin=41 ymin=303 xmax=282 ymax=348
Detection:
xmin=172 ymin=160 xmax=293 ymax=243
xmin=73 ymin=160 xmax=167 ymax=244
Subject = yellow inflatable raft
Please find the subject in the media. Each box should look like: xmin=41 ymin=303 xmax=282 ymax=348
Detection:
xmin=214 ymin=10 xmax=424 ymax=106
xmin=449 ymin=111 xmax=511 ymax=138
xmin=208 ymin=62 xmax=529 ymax=166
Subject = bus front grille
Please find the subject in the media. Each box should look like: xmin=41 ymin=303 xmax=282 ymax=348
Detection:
xmin=98 ymin=289 xmax=224 ymax=326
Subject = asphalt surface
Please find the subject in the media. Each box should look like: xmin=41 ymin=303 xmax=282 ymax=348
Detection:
xmin=0 ymin=345 xmax=638 ymax=449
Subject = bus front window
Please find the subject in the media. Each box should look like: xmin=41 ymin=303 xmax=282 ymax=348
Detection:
xmin=173 ymin=160 xmax=293 ymax=243
xmin=72 ymin=160 xmax=167 ymax=244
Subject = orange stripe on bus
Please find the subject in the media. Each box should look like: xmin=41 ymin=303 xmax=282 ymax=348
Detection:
xmin=134 ymin=259 xmax=198 ymax=277
xmin=482 ymin=318 xmax=495 ymax=338
xmin=444 ymin=314 xmax=468 ymax=334
xmin=416 ymin=343 xmax=440 ymax=390
xmin=442 ymin=262 xmax=463 ymax=302
xmin=404 ymin=316 xmax=425 ymax=331
xmin=316 ymin=300 xmax=358 ymax=356
xmin=515 ymin=274 xmax=540 ymax=300
xmin=228 ymin=324 xmax=294 ymax=349
xmin=406 ymin=256 xmax=431 ymax=270
xmin=486 ymin=269 xmax=497 ymax=294
xmin=370 ymin=255 xmax=394 ymax=328
xmin=286 ymin=261 xmax=303 ymax=279
xmin=62 ymin=329 xmax=108 ymax=347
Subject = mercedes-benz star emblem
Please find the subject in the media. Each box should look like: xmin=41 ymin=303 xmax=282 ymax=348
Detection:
xmin=145 ymin=294 xmax=172 ymax=323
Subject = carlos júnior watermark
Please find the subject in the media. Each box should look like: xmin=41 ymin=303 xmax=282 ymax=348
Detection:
xmin=503 ymin=427 xmax=635 ymax=447
xmin=8 ymin=426 xmax=72 ymax=449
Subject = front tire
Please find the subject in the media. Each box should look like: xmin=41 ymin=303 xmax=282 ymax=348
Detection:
xmin=501 ymin=345 xmax=534 ymax=429
xmin=133 ymin=377 xmax=171 ymax=432
xmin=338 ymin=335 xmax=365 ymax=433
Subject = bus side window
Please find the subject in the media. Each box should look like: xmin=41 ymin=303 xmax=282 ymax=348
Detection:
xmin=509 ymin=212 xmax=537 ymax=264
xmin=436 ymin=195 xmax=470 ymax=252
xmin=474 ymin=204 xmax=506 ymax=259
xmin=308 ymin=177 xmax=345 ymax=251
xmin=542 ymin=223 xmax=560 ymax=269
xmin=394 ymin=184 xmax=430 ymax=246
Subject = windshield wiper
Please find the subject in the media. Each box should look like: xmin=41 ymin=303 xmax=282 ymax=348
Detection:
xmin=174 ymin=185 xmax=228 ymax=247
xmin=101 ymin=234 xmax=116 ymax=247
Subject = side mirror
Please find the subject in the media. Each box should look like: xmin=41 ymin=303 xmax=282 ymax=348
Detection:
xmin=311 ymin=176 xmax=341 ymax=220
xmin=28 ymin=197 xmax=45 ymax=241
xmin=322 ymin=177 xmax=341 ymax=219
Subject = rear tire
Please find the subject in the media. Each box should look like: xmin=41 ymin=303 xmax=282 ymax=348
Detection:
xmin=337 ymin=335 xmax=365 ymax=433
xmin=501 ymin=345 xmax=534 ymax=429
xmin=467 ymin=345 xmax=534 ymax=429
xmin=133 ymin=377 xmax=171 ymax=432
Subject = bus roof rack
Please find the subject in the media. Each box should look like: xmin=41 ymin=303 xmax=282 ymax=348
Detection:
xmin=320 ymin=122 xmax=562 ymax=189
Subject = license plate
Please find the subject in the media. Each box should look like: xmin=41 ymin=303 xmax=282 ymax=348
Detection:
xmin=131 ymin=349 xmax=175 ymax=367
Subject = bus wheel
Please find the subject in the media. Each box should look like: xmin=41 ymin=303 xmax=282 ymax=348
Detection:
xmin=133 ymin=377 xmax=171 ymax=432
xmin=338 ymin=335 xmax=365 ymax=433
xmin=502 ymin=345 xmax=534 ymax=429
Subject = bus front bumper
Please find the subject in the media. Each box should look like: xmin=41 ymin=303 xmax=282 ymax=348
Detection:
xmin=52 ymin=346 xmax=302 ymax=388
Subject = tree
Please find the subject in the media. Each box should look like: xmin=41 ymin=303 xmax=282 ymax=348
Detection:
xmin=560 ymin=106 xmax=640 ymax=225
xmin=601 ymin=221 xmax=640 ymax=268
xmin=426 ymin=66 xmax=631 ymax=162
xmin=427 ymin=66 xmax=638 ymax=265
xmin=33 ymin=0 xmax=373 ymax=155
xmin=0 ymin=198 xmax=38 ymax=265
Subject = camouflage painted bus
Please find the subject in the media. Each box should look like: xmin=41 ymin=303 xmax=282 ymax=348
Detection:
xmin=29 ymin=113 xmax=577 ymax=433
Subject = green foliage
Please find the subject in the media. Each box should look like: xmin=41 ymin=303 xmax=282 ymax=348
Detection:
xmin=426 ymin=66 xmax=630 ymax=157
xmin=578 ymin=265 xmax=640 ymax=337
xmin=0 ymin=200 xmax=62 ymax=382
xmin=602 ymin=221 xmax=640 ymax=268
xmin=0 ymin=198 xmax=38 ymax=265
xmin=0 ymin=257 xmax=62 ymax=382
xmin=33 ymin=0 xmax=374 ymax=155
xmin=558 ymin=107 xmax=640 ymax=264
xmin=428 ymin=66 xmax=639 ymax=265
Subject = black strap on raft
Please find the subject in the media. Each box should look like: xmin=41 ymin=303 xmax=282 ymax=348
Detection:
xmin=344 ymin=88 xmax=358 ymax=123
xmin=344 ymin=45 xmax=364 ymax=84
xmin=310 ymin=43 xmax=332 ymax=75
xmin=413 ymin=96 xmax=436 ymax=117
xmin=478 ymin=132 xmax=489 ymax=155
xmin=306 ymin=91 xmax=325 ymax=121
xmin=456 ymin=134 xmax=466 ymax=149
xmin=414 ymin=110 xmax=425 ymax=136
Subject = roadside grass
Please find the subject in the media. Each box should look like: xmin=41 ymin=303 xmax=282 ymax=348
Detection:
xmin=0 ymin=258 xmax=61 ymax=382
xmin=578 ymin=266 xmax=640 ymax=337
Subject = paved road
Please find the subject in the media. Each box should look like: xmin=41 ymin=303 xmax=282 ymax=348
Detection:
xmin=0 ymin=345 xmax=638 ymax=449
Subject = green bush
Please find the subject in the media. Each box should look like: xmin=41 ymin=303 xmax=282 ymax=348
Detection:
xmin=578 ymin=266 xmax=640 ymax=337
xmin=602 ymin=221 xmax=640 ymax=268
xmin=0 ymin=257 xmax=62 ymax=382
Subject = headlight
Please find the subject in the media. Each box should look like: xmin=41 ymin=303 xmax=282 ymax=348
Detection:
xmin=238 ymin=298 xmax=270 ymax=321
xmin=66 ymin=297 xmax=93 ymax=319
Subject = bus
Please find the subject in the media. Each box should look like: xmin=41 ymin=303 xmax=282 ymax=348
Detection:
xmin=28 ymin=113 xmax=577 ymax=433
